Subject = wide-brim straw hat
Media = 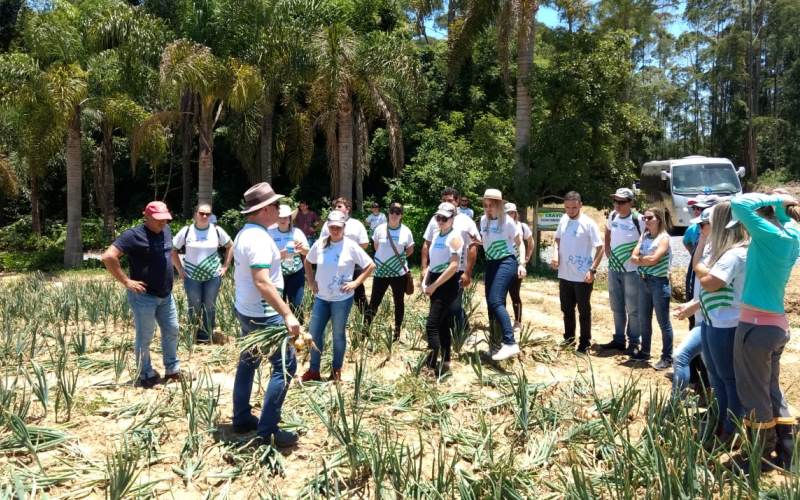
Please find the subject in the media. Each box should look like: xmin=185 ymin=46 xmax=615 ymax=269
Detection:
xmin=241 ymin=182 xmax=283 ymax=214
xmin=483 ymin=188 xmax=503 ymax=201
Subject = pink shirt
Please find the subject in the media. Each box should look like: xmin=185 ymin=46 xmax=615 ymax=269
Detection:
xmin=740 ymin=307 xmax=790 ymax=332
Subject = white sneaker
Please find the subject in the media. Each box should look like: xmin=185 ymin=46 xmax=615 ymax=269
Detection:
xmin=491 ymin=343 xmax=520 ymax=361
xmin=513 ymin=322 xmax=522 ymax=334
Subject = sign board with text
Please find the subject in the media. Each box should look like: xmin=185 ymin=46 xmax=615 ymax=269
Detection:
xmin=536 ymin=208 xmax=565 ymax=231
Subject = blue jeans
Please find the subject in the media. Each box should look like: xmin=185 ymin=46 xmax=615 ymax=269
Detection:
xmin=183 ymin=275 xmax=221 ymax=339
xmin=701 ymin=323 xmax=742 ymax=433
xmin=673 ymin=324 xmax=703 ymax=394
xmin=127 ymin=291 xmax=180 ymax=379
xmin=283 ymin=270 xmax=305 ymax=316
xmin=308 ymin=296 xmax=354 ymax=372
xmin=233 ymin=312 xmax=297 ymax=437
xmin=638 ymin=276 xmax=673 ymax=361
xmin=485 ymin=256 xmax=518 ymax=346
xmin=608 ymin=270 xmax=641 ymax=346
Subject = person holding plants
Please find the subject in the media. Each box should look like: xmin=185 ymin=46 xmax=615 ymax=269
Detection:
xmin=171 ymin=203 xmax=233 ymax=344
xmin=730 ymin=191 xmax=800 ymax=471
xmin=421 ymin=202 xmax=463 ymax=374
xmin=366 ymin=202 xmax=414 ymax=342
xmin=267 ymin=205 xmax=310 ymax=321
xmin=230 ymin=183 xmax=301 ymax=448
xmin=504 ymin=202 xmax=533 ymax=333
xmin=630 ymin=207 xmax=673 ymax=369
xmin=102 ymin=201 xmax=183 ymax=389
xmin=302 ymin=210 xmax=375 ymax=382
xmin=480 ymin=188 xmax=522 ymax=361
xmin=320 ymin=198 xmax=370 ymax=313
xmin=692 ymin=201 xmax=748 ymax=443
xmin=551 ymin=191 xmax=604 ymax=354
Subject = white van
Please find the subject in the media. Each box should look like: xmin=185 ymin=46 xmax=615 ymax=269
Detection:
xmin=638 ymin=156 xmax=745 ymax=229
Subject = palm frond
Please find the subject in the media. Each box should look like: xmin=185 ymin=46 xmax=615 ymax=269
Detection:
xmin=130 ymin=111 xmax=181 ymax=171
xmin=0 ymin=153 xmax=19 ymax=196
xmin=447 ymin=0 xmax=501 ymax=84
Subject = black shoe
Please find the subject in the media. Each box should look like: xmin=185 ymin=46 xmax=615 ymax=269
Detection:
xmin=250 ymin=429 xmax=299 ymax=449
xmin=560 ymin=337 xmax=575 ymax=347
xmin=134 ymin=372 xmax=161 ymax=389
xmin=630 ymin=351 xmax=650 ymax=362
xmin=232 ymin=414 xmax=259 ymax=434
xmin=196 ymin=332 xmax=211 ymax=344
xmin=624 ymin=344 xmax=641 ymax=357
xmin=597 ymin=340 xmax=626 ymax=351
xmin=576 ymin=344 xmax=590 ymax=354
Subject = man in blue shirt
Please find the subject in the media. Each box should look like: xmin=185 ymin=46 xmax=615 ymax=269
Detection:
xmin=102 ymin=201 xmax=181 ymax=389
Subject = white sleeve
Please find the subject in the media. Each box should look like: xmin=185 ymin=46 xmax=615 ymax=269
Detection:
xmin=372 ymin=224 xmax=384 ymax=244
xmin=468 ymin=218 xmax=481 ymax=242
xmin=356 ymin=221 xmax=369 ymax=244
xmin=306 ymin=240 xmax=320 ymax=264
xmin=173 ymin=226 xmax=188 ymax=249
xmin=294 ymin=228 xmax=309 ymax=248
xmin=522 ymin=223 xmax=532 ymax=239
xmin=351 ymin=240 xmax=373 ymax=268
xmin=216 ymin=225 xmax=232 ymax=246
xmin=554 ymin=215 xmax=566 ymax=239
xmin=403 ymin=226 xmax=415 ymax=247
xmin=423 ymin=217 xmax=436 ymax=242
xmin=320 ymin=222 xmax=330 ymax=238
xmin=589 ymin=220 xmax=603 ymax=247
xmin=709 ymin=248 xmax=744 ymax=285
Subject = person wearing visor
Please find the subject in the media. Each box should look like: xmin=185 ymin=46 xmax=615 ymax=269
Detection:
xmin=366 ymin=202 xmax=414 ymax=341
xmin=268 ymin=204 xmax=310 ymax=321
xmin=303 ymin=210 xmax=375 ymax=382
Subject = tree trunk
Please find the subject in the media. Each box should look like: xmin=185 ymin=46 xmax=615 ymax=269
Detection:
xmin=354 ymin=104 xmax=368 ymax=210
xmin=514 ymin=1 xmax=537 ymax=208
xmin=337 ymin=99 xmax=354 ymax=201
xmin=447 ymin=0 xmax=457 ymax=28
xmin=93 ymin=119 xmax=115 ymax=242
xmin=196 ymin=101 xmax=214 ymax=206
xmin=30 ymin=172 xmax=41 ymax=236
xmin=180 ymin=91 xmax=194 ymax=217
xmin=260 ymin=97 xmax=275 ymax=183
xmin=64 ymin=105 xmax=83 ymax=269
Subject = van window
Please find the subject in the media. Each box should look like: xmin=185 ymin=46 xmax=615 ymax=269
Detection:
xmin=671 ymin=164 xmax=741 ymax=195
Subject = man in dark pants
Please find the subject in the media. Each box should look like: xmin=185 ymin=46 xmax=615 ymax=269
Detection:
xmin=550 ymin=191 xmax=603 ymax=353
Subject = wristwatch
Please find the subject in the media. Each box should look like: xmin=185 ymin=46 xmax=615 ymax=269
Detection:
xmin=590 ymin=268 xmax=597 ymax=274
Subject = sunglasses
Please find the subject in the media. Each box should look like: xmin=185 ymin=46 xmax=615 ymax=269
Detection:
xmin=692 ymin=206 xmax=703 ymax=212
xmin=389 ymin=208 xmax=403 ymax=215
xmin=613 ymin=199 xmax=630 ymax=205
xmin=700 ymin=221 xmax=709 ymax=226
xmin=197 ymin=212 xmax=211 ymax=216
xmin=435 ymin=215 xmax=450 ymax=222
xmin=643 ymin=215 xmax=657 ymax=221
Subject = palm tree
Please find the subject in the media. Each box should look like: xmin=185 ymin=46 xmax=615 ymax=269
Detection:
xmin=159 ymin=40 xmax=263 ymax=205
xmin=448 ymin=0 xmax=540 ymax=210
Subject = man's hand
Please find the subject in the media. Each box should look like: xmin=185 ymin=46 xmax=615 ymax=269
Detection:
xmin=125 ymin=279 xmax=146 ymax=293
xmin=460 ymin=273 xmax=472 ymax=287
xmin=284 ymin=313 xmax=301 ymax=338
xmin=517 ymin=265 xmax=527 ymax=279
xmin=424 ymin=283 xmax=436 ymax=296
xmin=583 ymin=271 xmax=595 ymax=284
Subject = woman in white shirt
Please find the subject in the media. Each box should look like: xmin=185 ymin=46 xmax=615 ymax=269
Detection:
xmin=171 ymin=203 xmax=233 ymax=343
xmin=267 ymin=205 xmax=310 ymax=320
xmin=366 ymin=202 xmax=414 ymax=341
xmin=479 ymin=189 xmax=522 ymax=361
xmin=302 ymin=210 xmax=375 ymax=382
xmin=421 ymin=202 xmax=463 ymax=374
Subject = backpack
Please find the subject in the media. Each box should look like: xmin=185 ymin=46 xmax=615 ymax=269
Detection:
xmin=175 ymin=224 xmax=227 ymax=260
xmin=611 ymin=210 xmax=642 ymax=235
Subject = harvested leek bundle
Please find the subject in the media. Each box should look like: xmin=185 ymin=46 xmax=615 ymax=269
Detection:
xmin=238 ymin=325 xmax=315 ymax=358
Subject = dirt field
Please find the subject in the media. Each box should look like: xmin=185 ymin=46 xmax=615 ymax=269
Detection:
xmin=2 ymin=265 xmax=799 ymax=498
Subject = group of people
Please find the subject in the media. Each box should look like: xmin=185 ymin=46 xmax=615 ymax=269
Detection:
xmin=101 ymin=181 xmax=798 ymax=468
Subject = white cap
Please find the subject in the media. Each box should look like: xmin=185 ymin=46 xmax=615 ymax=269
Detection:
xmin=327 ymin=210 xmax=347 ymax=227
xmin=504 ymin=202 xmax=518 ymax=214
xmin=435 ymin=202 xmax=456 ymax=218
xmin=278 ymin=204 xmax=293 ymax=218
xmin=690 ymin=206 xmax=713 ymax=225
xmin=483 ymin=188 xmax=503 ymax=201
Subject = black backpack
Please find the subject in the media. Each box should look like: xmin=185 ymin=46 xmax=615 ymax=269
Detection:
xmin=611 ymin=210 xmax=642 ymax=235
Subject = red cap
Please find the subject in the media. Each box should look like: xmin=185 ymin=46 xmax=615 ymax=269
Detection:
xmin=143 ymin=201 xmax=172 ymax=220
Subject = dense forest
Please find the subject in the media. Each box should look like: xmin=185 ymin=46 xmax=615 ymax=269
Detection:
xmin=1 ymin=0 xmax=800 ymax=269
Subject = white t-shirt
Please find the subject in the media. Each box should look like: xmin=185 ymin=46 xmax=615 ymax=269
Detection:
xmin=554 ymin=213 xmax=603 ymax=282
xmin=366 ymin=212 xmax=387 ymax=233
xmin=320 ymin=218 xmax=369 ymax=246
xmin=306 ymin=238 xmax=373 ymax=302
xmin=458 ymin=207 xmax=474 ymax=219
xmin=173 ymin=224 xmax=231 ymax=281
xmin=267 ymin=226 xmax=309 ymax=275
xmin=372 ymin=223 xmax=414 ymax=278
xmin=233 ymin=223 xmax=284 ymax=318
xmin=479 ymin=215 xmax=518 ymax=260
xmin=424 ymin=212 xmax=481 ymax=272
xmin=607 ymin=211 xmax=643 ymax=273
xmin=428 ymin=229 xmax=463 ymax=274
xmin=700 ymin=246 xmax=747 ymax=329
xmin=693 ymin=245 xmax=712 ymax=324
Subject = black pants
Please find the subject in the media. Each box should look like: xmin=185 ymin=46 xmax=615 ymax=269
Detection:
xmin=426 ymin=272 xmax=459 ymax=368
xmin=685 ymin=255 xmax=696 ymax=330
xmin=507 ymin=277 xmax=522 ymax=323
xmin=559 ymin=279 xmax=593 ymax=347
xmin=352 ymin=266 xmax=368 ymax=314
xmin=366 ymin=275 xmax=407 ymax=330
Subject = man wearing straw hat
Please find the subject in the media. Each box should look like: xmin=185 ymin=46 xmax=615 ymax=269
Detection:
xmin=230 ymin=182 xmax=301 ymax=448
xmin=102 ymin=201 xmax=182 ymax=389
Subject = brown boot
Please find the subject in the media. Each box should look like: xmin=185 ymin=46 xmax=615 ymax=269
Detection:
xmin=301 ymin=369 xmax=321 ymax=382
xmin=329 ymin=369 xmax=342 ymax=382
